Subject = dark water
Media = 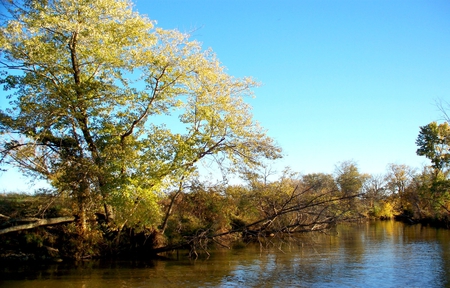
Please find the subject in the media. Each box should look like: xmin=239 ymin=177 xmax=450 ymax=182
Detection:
xmin=1 ymin=221 xmax=450 ymax=287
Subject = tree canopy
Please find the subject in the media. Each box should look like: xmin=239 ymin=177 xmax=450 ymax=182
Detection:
xmin=0 ymin=0 xmax=281 ymax=230
xmin=416 ymin=121 xmax=450 ymax=173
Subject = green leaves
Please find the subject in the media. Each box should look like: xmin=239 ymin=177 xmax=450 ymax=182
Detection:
xmin=0 ymin=0 xmax=281 ymax=231
xmin=416 ymin=122 xmax=450 ymax=172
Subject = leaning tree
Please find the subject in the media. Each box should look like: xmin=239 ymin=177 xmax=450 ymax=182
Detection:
xmin=0 ymin=0 xmax=281 ymax=234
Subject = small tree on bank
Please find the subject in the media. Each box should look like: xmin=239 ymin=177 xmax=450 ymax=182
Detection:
xmin=0 ymin=0 xmax=281 ymax=235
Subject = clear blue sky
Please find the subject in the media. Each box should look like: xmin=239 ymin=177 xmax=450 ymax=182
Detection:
xmin=1 ymin=0 xmax=450 ymax=191
xmin=134 ymin=0 xmax=450 ymax=176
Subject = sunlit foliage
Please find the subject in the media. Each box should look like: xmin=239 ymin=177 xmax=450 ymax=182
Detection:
xmin=0 ymin=0 xmax=281 ymax=233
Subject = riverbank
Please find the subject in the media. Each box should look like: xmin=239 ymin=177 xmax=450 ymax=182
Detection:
xmin=2 ymin=215 xmax=449 ymax=263
xmin=2 ymin=220 xmax=450 ymax=288
xmin=394 ymin=213 xmax=450 ymax=229
xmin=2 ymin=185 xmax=450 ymax=263
xmin=0 ymin=187 xmax=355 ymax=262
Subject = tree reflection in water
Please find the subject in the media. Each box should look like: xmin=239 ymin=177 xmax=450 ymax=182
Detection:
xmin=1 ymin=221 xmax=449 ymax=288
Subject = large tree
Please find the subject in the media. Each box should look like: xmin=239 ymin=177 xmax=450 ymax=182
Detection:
xmin=0 ymin=0 xmax=281 ymax=232
xmin=416 ymin=121 xmax=450 ymax=174
xmin=416 ymin=121 xmax=450 ymax=217
xmin=334 ymin=161 xmax=368 ymax=214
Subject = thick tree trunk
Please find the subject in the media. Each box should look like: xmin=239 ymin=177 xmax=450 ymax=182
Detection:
xmin=76 ymin=178 xmax=91 ymax=235
xmin=104 ymin=203 xmax=114 ymax=222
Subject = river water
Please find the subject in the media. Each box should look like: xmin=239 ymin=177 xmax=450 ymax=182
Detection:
xmin=1 ymin=220 xmax=450 ymax=287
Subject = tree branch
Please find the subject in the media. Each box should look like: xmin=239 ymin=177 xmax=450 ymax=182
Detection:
xmin=0 ymin=216 xmax=75 ymax=235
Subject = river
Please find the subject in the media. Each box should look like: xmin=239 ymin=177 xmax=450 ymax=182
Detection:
xmin=1 ymin=220 xmax=450 ymax=287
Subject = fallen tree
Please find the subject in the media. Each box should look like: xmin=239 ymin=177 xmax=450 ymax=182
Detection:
xmin=0 ymin=216 xmax=75 ymax=235
xmin=151 ymin=181 xmax=362 ymax=258
xmin=0 ymin=169 xmax=364 ymax=260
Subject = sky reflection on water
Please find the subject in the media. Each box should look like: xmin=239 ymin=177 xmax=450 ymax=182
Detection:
xmin=1 ymin=221 xmax=449 ymax=288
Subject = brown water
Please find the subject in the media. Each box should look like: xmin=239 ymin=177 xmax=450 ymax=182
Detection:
xmin=1 ymin=220 xmax=450 ymax=287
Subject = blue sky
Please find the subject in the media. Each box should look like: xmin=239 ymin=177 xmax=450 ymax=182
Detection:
xmin=134 ymin=0 xmax=450 ymax=176
xmin=1 ymin=0 xmax=450 ymax=191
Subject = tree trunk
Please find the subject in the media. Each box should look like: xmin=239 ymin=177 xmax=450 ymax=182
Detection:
xmin=160 ymin=177 xmax=184 ymax=234
xmin=104 ymin=203 xmax=114 ymax=223
xmin=160 ymin=191 xmax=181 ymax=235
xmin=77 ymin=178 xmax=91 ymax=235
xmin=0 ymin=217 xmax=75 ymax=235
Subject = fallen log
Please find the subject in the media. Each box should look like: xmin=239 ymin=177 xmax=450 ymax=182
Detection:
xmin=0 ymin=216 xmax=75 ymax=235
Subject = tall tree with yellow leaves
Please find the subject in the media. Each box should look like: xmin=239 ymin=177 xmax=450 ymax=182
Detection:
xmin=0 ymin=0 xmax=281 ymax=234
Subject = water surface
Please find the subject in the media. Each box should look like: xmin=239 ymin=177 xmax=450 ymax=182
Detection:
xmin=1 ymin=220 xmax=449 ymax=287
